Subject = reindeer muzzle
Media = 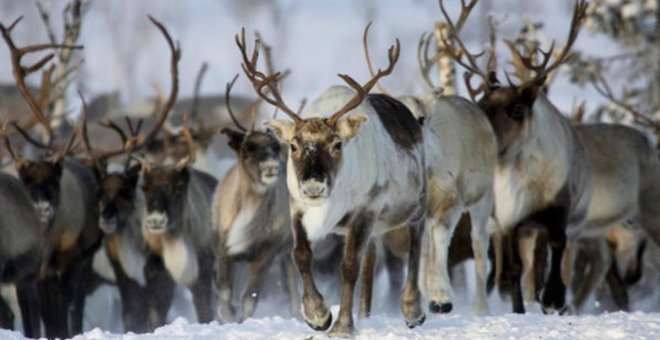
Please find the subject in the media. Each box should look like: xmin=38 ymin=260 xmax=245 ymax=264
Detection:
xmin=145 ymin=212 xmax=169 ymax=234
xmin=34 ymin=201 xmax=54 ymax=224
xmin=300 ymin=179 xmax=329 ymax=206
xmin=259 ymin=159 xmax=280 ymax=185
xmin=99 ymin=217 xmax=118 ymax=234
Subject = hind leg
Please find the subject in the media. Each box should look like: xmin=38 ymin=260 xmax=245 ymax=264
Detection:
xmin=0 ymin=294 xmax=14 ymax=331
xmin=569 ymin=238 xmax=610 ymax=313
xmin=401 ymin=209 xmax=426 ymax=329
xmin=358 ymin=241 xmax=376 ymax=319
xmin=240 ymin=250 xmax=276 ymax=322
xmin=468 ymin=195 xmax=493 ymax=316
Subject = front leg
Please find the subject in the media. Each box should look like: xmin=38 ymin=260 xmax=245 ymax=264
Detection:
xmin=329 ymin=212 xmax=373 ymax=337
xmin=239 ymin=250 xmax=276 ymax=321
xmin=292 ymin=211 xmax=331 ymax=331
xmin=216 ymin=245 xmax=237 ymax=323
xmin=540 ymin=226 xmax=568 ymax=314
xmin=358 ymin=241 xmax=376 ymax=319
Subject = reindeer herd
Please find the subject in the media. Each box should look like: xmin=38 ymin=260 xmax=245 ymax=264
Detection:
xmin=1 ymin=0 xmax=659 ymax=338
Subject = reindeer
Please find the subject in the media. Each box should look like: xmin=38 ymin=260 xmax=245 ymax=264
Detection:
xmin=362 ymin=16 xmax=497 ymax=315
xmin=79 ymin=30 xmax=179 ymax=328
xmin=138 ymin=115 xmax=218 ymax=324
xmin=236 ymin=28 xmax=427 ymax=336
xmin=212 ymin=74 xmax=298 ymax=323
xmin=0 ymin=17 xmax=103 ymax=338
xmin=0 ymin=171 xmax=44 ymax=338
xmin=440 ymin=0 xmax=593 ymax=314
xmin=518 ymin=122 xmax=660 ymax=313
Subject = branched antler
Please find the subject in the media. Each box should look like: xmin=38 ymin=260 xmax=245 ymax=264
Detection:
xmin=362 ymin=22 xmax=390 ymax=95
xmin=236 ymin=28 xmax=302 ymax=124
xmin=0 ymin=16 xmax=83 ymax=147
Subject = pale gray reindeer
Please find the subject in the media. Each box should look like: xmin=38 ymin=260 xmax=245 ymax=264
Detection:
xmin=1 ymin=16 xmax=103 ymax=338
xmin=441 ymin=0 xmax=593 ymax=314
xmin=212 ymin=75 xmax=298 ymax=323
xmin=363 ymin=16 xmax=497 ymax=316
xmin=236 ymin=27 xmax=427 ymax=336
xmin=0 ymin=171 xmax=44 ymax=338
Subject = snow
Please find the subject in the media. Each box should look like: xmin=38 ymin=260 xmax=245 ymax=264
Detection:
xmin=2 ymin=311 xmax=659 ymax=339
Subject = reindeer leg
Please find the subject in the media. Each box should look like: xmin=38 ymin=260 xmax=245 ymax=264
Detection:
xmin=469 ymin=196 xmax=492 ymax=316
xmin=401 ymin=208 xmax=426 ymax=329
xmin=16 ymin=272 xmax=41 ymax=338
xmin=488 ymin=229 xmax=503 ymax=294
xmin=0 ymin=294 xmax=14 ymax=331
xmin=384 ymin=240 xmax=405 ymax=305
xmin=190 ymin=255 xmax=215 ymax=324
xmin=108 ymin=255 xmax=149 ymax=333
xmin=215 ymin=247 xmax=237 ymax=323
xmin=329 ymin=212 xmax=373 ymax=337
xmin=519 ymin=229 xmax=538 ymax=304
xmin=426 ymin=212 xmax=460 ymax=314
xmin=144 ymin=254 xmax=175 ymax=330
xmin=291 ymin=211 xmax=331 ymax=331
xmin=605 ymin=259 xmax=629 ymax=311
xmin=569 ymin=238 xmax=610 ymax=314
xmin=540 ymin=226 xmax=568 ymax=314
xmin=358 ymin=240 xmax=376 ymax=319
xmin=39 ymin=274 xmax=69 ymax=338
xmin=503 ymin=227 xmax=525 ymax=313
xmin=281 ymin=256 xmax=300 ymax=318
xmin=239 ymin=250 xmax=276 ymax=322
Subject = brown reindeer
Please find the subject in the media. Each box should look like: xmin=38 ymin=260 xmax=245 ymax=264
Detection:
xmin=0 ymin=16 xmax=103 ymax=338
xmin=440 ymin=0 xmax=593 ymax=314
xmin=213 ymin=75 xmax=298 ymax=323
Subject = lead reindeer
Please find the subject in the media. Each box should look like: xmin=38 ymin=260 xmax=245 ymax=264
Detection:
xmin=236 ymin=28 xmax=427 ymax=336
xmin=1 ymin=17 xmax=102 ymax=338
xmin=440 ymin=0 xmax=593 ymax=314
xmin=212 ymin=75 xmax=299 ymax=323
xmin=363 ymin=18 xmax=497 ymax=315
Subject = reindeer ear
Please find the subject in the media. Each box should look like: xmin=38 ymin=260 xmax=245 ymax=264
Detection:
xmin=264 ymin=119 xmax=295 ymax=143
xmin=336 ymin=114 xmax=368 ymax=141
xmin=220 ymin=128 xmax=245 ymax=151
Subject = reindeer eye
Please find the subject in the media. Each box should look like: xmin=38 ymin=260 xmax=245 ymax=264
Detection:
xmin=290 ymin=144 xmax=298 ymax=152
xmin=510 ymin=105 xmax=525 ymax=121
xmin=333 ymin=142 xmax=342 ymax=151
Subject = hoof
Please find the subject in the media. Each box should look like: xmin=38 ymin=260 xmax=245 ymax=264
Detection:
xmin=305 ymin=312 xmax=332 ymax=331
xmin=328 ymin=323 xmax=354 ymax=338
xmin=429 ymin=301 xmax=452 ymax=314
xmin=405 ymin=312 xmax=426 ymax=329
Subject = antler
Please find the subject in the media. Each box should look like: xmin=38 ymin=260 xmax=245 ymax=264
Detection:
xmin=505 ymin=0 xmax=587 ymax=86
xmin=1 ymin=122 xmax=27 ymax=167
xmin=225 ymin=74 xmax=248 ymax=132
xmin=362 ymin=22 xmax=390 ymax=95
xmin=175 ymin=113 xmax=196 ymax=170
xmin=0 ymin=16 xmax=83 ymax=147
xmin=417 ymin=31 xmax=437 ymax=90
xmin=326 ymin=29 xmax=400 ymax=125
xmin=236 ymin=28 xmax=302 ymax=125
xmin=438 ymin=0 xmax=493 ymax=90
xmin=142 ymin=16 xmax=180 ymax=148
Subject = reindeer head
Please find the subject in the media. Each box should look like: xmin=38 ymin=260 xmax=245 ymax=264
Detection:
xmin=16 ymin=159 xmax=63 ymax=224
xmin=437 ymin=0 xmax=586 ymax=157
xmin=235 ymin=27 xmax=398 ymax=206
xmin=477 ymin=78 xmax=543 ymax=156
xmin=141 ymin=162 xmax=190 ymax=235
xmin=97 ymin=164 xmax=141 ymax=234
